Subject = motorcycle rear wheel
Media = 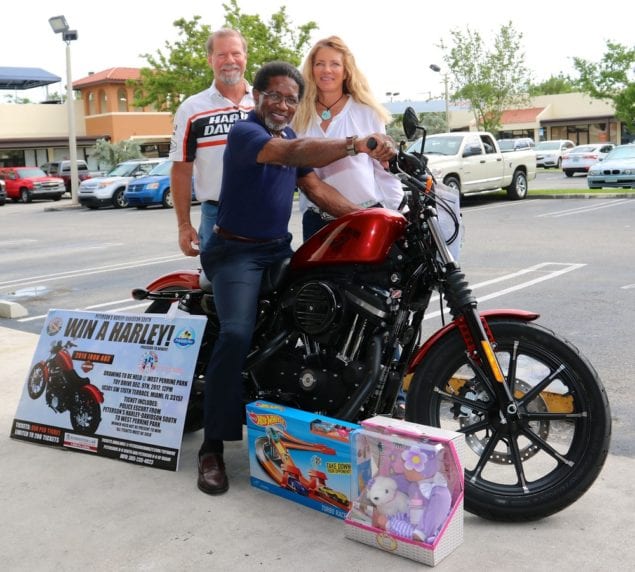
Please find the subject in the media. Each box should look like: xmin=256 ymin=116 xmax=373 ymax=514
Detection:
xmin=70 ymin=391 xmax=102 ymax=434
xmin=406 ymin=319 xmax=611 ymax=521
xmin=28 ymin=364 xmax=47 ymax=399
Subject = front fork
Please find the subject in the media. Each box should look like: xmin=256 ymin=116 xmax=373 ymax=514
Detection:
xmin=428 ymin=209 xmax=519 ymax=418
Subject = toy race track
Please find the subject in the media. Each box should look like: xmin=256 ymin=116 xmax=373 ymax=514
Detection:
xmin=254 ymin=425 xmax=349 ymax=510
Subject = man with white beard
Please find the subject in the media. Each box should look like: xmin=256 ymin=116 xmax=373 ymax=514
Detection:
xmin=171 ymin=28 xmax=254 ymax=257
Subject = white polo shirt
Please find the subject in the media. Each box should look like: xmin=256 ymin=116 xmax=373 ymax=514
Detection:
xmin=169 ymin=81 xmax=254 ymax=202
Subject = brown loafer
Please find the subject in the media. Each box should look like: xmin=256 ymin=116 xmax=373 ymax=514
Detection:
xmin=197 ymin=452 xmax=229 ymax=495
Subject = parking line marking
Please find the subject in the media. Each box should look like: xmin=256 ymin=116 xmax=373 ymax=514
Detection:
xmin=537 ymin=199 xmax=632 ymax=218
xmin=424 ymin=262 xmax=585 ymax=320
xmin=0 ymin=254 xmax=187 ymax=290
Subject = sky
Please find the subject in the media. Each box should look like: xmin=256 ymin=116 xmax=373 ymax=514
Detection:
xmin=4 ymin=0 xmax=634 ymax=103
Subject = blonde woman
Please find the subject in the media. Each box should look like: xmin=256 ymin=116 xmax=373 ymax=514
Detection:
xmin=293 ymin=35 xmax=403 ymax=240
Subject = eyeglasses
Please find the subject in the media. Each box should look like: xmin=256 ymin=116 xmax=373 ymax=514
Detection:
xmin=260 ymin=91 xmax=299 ymax=107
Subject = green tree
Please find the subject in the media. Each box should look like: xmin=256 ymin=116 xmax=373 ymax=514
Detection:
xmin=441 ymin=21 xmax=531 ymax=132
xmin=92 ymin=138 xmax=143 ymax=171
xmin=573 ymin=41 xmax=635 ymax=136
xmin=133 ymin=0 xmax=317 ymax=113
xmin=529 ymin=74 xmax=576 ymax=96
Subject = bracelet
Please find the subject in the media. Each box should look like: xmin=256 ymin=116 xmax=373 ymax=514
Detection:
xmin=346 ymin=135 xmax=358 ymax=156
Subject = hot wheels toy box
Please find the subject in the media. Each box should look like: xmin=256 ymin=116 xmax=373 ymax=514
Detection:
xmin=246 ymin=401 xmax=359 ymax=519
xmin=345 ymin=416 xmax=465 ymax=566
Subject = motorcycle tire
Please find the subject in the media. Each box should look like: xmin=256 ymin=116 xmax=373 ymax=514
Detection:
xmin=405 ymin=319 xmax=611 ymax=522
xmin=145 ymin=296 xmax=205 ymax=433
xmin=70 ymin=390 xmax=102 ymax=434
xmin=27 ymin=364 xmax=47 ymax=399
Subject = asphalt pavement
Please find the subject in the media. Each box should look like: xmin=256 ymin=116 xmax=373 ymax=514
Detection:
xmin=1 ymin=324 xmax=634 ymax=572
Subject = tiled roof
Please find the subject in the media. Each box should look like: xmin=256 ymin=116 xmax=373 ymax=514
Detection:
xmin=73 ymin=67 xmax=141 ymax=88
xmin=501 ymin=107 xmax=545 ymax=124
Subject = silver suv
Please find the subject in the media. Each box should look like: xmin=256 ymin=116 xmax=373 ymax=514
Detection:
xmin=78 ymin=158 xmax=166 ymax=209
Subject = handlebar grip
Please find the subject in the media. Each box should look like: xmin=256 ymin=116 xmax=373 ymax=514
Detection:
xmin=366 ymin=137 xmax=378 ymax=150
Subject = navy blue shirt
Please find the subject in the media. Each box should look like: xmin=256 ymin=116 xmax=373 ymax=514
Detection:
xmin=216 ymin=111 xmax=313 ymax=239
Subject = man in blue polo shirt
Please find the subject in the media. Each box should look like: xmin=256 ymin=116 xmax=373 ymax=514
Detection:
xmin=195 ymin=60 xmax=396 ymax=496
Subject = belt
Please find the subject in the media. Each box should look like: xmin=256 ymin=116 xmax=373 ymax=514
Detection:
xmin=213 ymin=225 xmax=280 ymax=243
xmin=204 ymin=200 xmax=219 ymax=206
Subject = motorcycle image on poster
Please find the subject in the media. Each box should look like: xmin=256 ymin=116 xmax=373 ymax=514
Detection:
xmin=27 ymin=339 xmax=104 ymax=434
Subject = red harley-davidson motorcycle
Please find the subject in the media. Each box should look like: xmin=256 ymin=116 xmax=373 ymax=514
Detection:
xmin=27 ymin=340 xmax=104 ymax=434
xmin=132 ymin=108 xmax=610 ymax=521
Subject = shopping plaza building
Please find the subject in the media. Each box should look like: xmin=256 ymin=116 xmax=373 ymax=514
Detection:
xmin=0 ymin=66 xmax=630 ymax=169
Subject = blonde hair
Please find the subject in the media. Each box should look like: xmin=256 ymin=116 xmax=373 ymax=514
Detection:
xmin=293 ymin=35 xmax=392 ymax=133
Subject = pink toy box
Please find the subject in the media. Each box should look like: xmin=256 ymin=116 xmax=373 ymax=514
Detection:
xmin=246 ymin=401 xmax=359 ymax=519
xmin=344 ymin=416 xmax=465 ymax=566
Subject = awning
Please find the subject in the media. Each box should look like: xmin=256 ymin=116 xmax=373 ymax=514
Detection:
xmin=0 ymin=67 xmax=61 ymax=90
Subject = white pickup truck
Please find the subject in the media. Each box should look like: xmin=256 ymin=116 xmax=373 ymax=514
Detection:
xmin=407 ymin=131 xmax=537 ymax=200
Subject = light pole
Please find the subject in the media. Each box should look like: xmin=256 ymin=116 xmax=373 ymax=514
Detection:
xmin=385 ymin=91 xmax=400 ymax=102
xmin=49 ymin=15 xmax=79 ymax=205
xmin=429 ymin=64 xmax=450 ymax=132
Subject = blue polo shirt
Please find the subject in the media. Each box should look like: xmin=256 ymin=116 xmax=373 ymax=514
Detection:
xmin=216 ymin=111 xmax=313 ymax=239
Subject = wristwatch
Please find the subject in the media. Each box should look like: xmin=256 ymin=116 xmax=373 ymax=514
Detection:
xmin=346 ymin=136 xmax=358 ymax=156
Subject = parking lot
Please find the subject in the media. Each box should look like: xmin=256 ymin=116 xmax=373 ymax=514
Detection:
xmin=1 ymin=186 xmax=634 ymax=570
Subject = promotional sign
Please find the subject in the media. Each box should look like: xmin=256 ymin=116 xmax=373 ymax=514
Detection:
xmin=10 ymin=309 xmax=206 ymax=471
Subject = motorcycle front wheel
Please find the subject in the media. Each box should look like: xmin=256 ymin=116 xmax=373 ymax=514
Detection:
xmin=406 ymin=319 xmax=611 ymax=521
xmin=27 ymin=364 xmax=46 ymax=399
xmin=70 ymin=391 xmax=102 ymax=434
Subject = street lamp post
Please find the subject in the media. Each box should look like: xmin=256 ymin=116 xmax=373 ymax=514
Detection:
xmin=429 ymin=64 xmax=450 ymax=132
xmin=385 ymin=91 xmax=400 ymax=102
xmin=49 ymin=15 xmax=79 ymax=205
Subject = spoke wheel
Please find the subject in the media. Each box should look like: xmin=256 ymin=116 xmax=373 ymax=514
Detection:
xmin=406 ymin=319 xmax=611 ymax=521
xmin=27 ymin=364 xmax=47 ymax=399
xmin=70 ymin=391 xmax=102 ymax=434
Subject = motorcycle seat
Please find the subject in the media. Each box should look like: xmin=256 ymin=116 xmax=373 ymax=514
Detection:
xmin=199 ymin=257 xmax=291 ymax=295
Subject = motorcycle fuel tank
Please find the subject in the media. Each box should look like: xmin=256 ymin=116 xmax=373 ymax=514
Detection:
xmin=291 ymin=208 xmax=407 ymax=269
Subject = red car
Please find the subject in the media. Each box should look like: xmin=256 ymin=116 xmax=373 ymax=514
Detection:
xmin=0 ymin=167 xmax=65 ymax=203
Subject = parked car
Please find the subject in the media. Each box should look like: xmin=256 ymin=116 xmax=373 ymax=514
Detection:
xmin=78 ymin=158 xmax=166 ymax=209
xmin=41 ymin=160 xmax=93 ymax=193
xmin=561 ymin=143 xmax=616 ymax=177
xmin=0 ymin=178 xmax=6 ymax=205
xmin=497 ymin=138 xmax=535 ymax=152
xmin=0 ymin=167 xmax=65 ymax=203
xmin=534 ymin=140 xmax=576 ymax=168
xmin=587 ymin=144 xmax=635 ymax=189
xmin=123 ymin=160 xmax=197 ymax=209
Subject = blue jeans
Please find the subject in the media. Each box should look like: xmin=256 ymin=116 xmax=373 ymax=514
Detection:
xmin=199 ymin=232 xmax=293 ymax=441
xmin=198 ymin=201 xmax=218 ymax=252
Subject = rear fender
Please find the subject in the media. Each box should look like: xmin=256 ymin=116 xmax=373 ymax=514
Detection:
xmin=145 ymin=269 xmax=201 ymax=292
xmin=407 ymin=309 xmax=539 ymax=374
xmin=80 ymin=384 xmax=104 ymax=404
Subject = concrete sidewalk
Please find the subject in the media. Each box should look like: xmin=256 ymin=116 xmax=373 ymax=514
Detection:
xmin=1 ymin=325 xmax=633 ymax=571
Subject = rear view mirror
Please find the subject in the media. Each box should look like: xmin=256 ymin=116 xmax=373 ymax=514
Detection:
xmin=403 ymin=107 xmax=420 ymax=140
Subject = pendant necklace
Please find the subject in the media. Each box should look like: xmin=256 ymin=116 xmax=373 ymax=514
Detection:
xmin=318 ymin=93 xmax=345 ymax=121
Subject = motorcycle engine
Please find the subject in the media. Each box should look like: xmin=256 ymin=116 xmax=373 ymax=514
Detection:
xmin=291 ymin=280 xmax=392 ymax=337
xmin=254 ymin=280 xmax=395 ymax=414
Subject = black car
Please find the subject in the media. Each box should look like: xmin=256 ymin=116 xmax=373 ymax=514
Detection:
xmin=0 ymin=179 xmax=6 ymax=206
